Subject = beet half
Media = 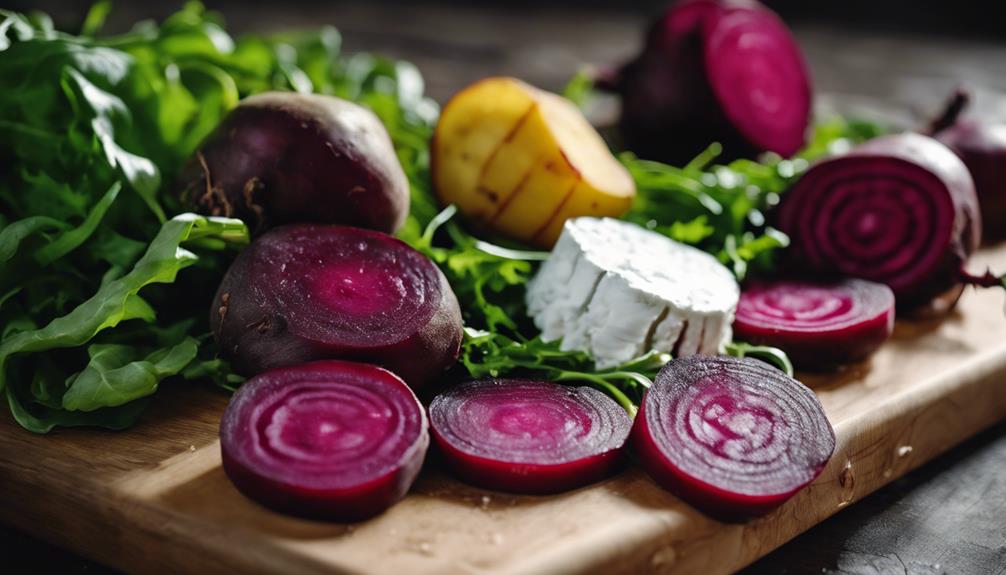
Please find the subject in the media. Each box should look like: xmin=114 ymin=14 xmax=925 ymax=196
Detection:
xmin=734 ymin=278 xmax=895 ymax=369
xmin=608 ymin=0 xmax=811 ymax=164
xmin=777 ymin=133 xmax=980 ymax=311
xmin=211 ymin=224 xmax=463 ymax=389
xmin=928 ymin=90 xmax=1006 ymax=243
xmin=220 ymin=361 xmax=428 ymax=521
xmin=632 ymin=356 xmax=835 ymax=519
xmin=181 ymin=92 xmax=410 ymax=235
xmin=429 ymin=379 xmax=633 ymax=494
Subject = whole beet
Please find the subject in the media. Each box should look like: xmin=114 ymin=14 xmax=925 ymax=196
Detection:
xmin=181 ymin=92 xmax=409 ymax=235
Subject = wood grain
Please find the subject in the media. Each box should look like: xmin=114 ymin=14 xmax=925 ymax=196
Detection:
xmin=2 ymin=245 xmax=1006 ymax=575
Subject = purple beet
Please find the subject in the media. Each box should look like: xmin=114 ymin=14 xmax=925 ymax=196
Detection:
xmin=211 ymin=224 xmax=463 ymax=389
xmin=181 ymin=92 xmax=409 ymax=235
xmin=928 ymin=90 xmax=1006 ymax=243
xmin=632 ymin=356 xmax=835 ymax=519
xmin=606 ymin=0 xmax=811 ymax=164
xmin=219 ymin=361 xmax=428 ymax=521
xmin=734 ymin=278 xmax=895 ymax=369
xmin=777 ymin=132 xmax=980 ymax=311
xmin=429 ymin=379 xmax=633 ymax=494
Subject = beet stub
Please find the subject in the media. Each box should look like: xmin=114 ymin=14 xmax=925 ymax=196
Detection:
xmin=219 ymin=361 xmax=429 ymax=521
xmin=633 ymin=356 xmax=835 ymax=519
xmin=429 ymin=379 xmax=633 ymax=494
xmin=180 ymin=92 xmax=410 ymax=235
xmin=607 ymin=0 xmax=811 ymax=164
xmin=777 ymin=133 xmax=980 ymax=311
xmin=734 ymin=278 xmax=895 ymax=369
xmin=211 ymin=224 xmax=463 ymax=389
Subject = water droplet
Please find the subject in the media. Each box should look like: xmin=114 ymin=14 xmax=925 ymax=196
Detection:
xmin=897 ymin=445 xmax=913 ymax=457
xmin=188 ymin=445 xmax=196 ymax=452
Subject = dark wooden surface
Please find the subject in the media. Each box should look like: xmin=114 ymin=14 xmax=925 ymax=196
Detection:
xmin=4 ymin=2 xmax=1006 ymax=573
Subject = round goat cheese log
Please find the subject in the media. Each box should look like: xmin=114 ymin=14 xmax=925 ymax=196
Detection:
xmin=526 ymin=217 xmax=740 ymax=369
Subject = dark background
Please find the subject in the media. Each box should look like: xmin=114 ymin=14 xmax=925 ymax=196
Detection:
xmin=4 ymin=1 xmax=1006 ymax=574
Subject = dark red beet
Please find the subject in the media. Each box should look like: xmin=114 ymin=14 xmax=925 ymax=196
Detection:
xmin=181 ymin=92 xmax=409 ymax=235
xmin=734 ymin=278 xmax=895 ymax=369
xmin=429 ymin=379 xmax=633 ymax=494
xmin=928 ymin=90 xmax=1006 ymax=243
xmin=211 ymin=224 xmax=463 ymax=389
xmin=610 ymin=0 xmax=811 ymax=164
xmin=632 ymin=356 xmax=835 ymax=519
xmin=219 ymin=361 xmax=428 ymax=521
xmin=777 ymin=133 xmax=980 ymax=311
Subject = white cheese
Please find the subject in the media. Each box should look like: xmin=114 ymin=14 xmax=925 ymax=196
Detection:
xmin=526 ymin=217 xmax=739 ymax=369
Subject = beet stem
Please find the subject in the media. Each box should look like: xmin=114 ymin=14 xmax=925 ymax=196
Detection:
xmin=555 ymin=370 xmax=641 ymax=417
xmin=926 ymin=88 xmax=971 ymax=136
xmin=959 ymin=267 xmax=1006 ymax=290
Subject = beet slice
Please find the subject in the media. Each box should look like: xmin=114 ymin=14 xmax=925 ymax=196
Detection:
xmin=734 ymin=278 xmax=895 ymax=369
xmin=633 ymin=356 xmax=835 ymax=519
xmin=219 ymin=361 xmax=428 ymax=521
xmin=777 ymin=133 xmax=980 ymax=311
xmin=610 ymin=0 xmax=811 ymax=164
xmin=211 ymin=224 xmax=463 ymax=388
xmin=181 ymin=92 xmax=410 ymax=235
xmin=429 ymin=379 xmax=633 ymax=494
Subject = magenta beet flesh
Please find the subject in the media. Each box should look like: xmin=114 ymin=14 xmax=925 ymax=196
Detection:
xmin=777 ymin=133 xmax=980 ymax=310
xmin=219 ymin=361 xmax=429 ymax=521
xmin=429 ymin=379 xmax=633 ymax=494
xmin=633 ymin=356 xmax=835 ymax=519
xmin=734 ymin=278 xmax=895 ymax=369
xmin=211 ymin=224 xmax=463 ymax=389
xmin=615 ymin=0 xmax=811 ymax=164
xmin=181 ymin=92 xmax=409 ymax=235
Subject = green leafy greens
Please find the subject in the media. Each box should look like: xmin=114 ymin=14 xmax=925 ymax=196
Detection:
xmin=0 ymin=3 xmax=879 ymax=432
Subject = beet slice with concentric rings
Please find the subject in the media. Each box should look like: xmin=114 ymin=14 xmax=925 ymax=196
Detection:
xmin=777 ymin=133 xmax=980 ymax=311
xmin=633 ymin=356 xmax=835 ymax=519
xmin=734 ymin=278 xmax=895 ymax=369
xmin=211 ymin=224 xmax=463 ymax=388
xmin=220 ymin=360 xmax=428 ymax=521
xmin=429 ymin=379 xmax=633 ymax=494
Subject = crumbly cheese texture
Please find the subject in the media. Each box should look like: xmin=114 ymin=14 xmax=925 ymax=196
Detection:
xmin=526 ymin=217 xmax=740 ymax=369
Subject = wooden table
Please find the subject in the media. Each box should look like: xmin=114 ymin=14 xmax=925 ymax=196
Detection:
xmin=4 ymin=2 xmax=1006 ymax=573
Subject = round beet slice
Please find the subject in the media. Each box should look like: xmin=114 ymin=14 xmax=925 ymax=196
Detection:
xmin=211 ymin=224 xmax=463 ymax=389
xmin=219 ymin=361 xmax=429 ymax=521
xmin=429 ymin=379 xmax=633 ymax=494
xmin=633 ymin=356 xmax=835 ymax=519
xmin=777 ymin=133 xmax=980 ymax=310
xmin=734 ymin=278 xmax=895 ymax=369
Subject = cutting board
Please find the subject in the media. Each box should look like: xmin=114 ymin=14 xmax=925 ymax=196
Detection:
xmin=2 ymin=246 xmax=1006 ymax=575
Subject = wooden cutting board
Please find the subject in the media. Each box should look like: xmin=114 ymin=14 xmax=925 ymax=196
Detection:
xmin=3 ymin=246 xmax=1006 ymax=575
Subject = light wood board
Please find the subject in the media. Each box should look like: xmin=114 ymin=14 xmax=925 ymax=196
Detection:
xmin=2 ymin=246 xmax=1006 ymax=575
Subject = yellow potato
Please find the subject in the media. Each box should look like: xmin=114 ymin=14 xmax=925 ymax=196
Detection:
xmin=432 ymin=77 xmax=636 ymax=248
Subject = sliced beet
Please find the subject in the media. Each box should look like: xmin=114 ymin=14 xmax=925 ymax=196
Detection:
xmin=610 ymin=0 xmax=811 ymax=164
xmin=429 ymin=379 xmax=633 ymax=494
xmin=181 ymin=92 xmax=410 ymax=235
xmin=777 ymin=133 xmax=980 ymax=311
xmin=211 ymin=224 xmax=463 ymax=389
xmin=633 ymin=356 xmax=835 ymax=519
xmin=219 ymin=361 xmax=428 ymax=521
xmin=734 ymin=278 xmax=895 ymax=369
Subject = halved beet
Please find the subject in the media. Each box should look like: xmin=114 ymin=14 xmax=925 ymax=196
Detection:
xmin=181 ymin=92 xmax=410 ymax=235
xmin=734 ymin=278 xmax=895 ymax=369
xmin=777 ymin=133 xmax=980 ymax=311
xmin=429 ymin=379 xmax=633 ymax=494
xmin=633 ymin=356 xmax=835 ymax=519
xmin=219 ymin=361 xmax=428 ymax=521
xmin=610 ymin=0 xmax=811 ymax=164
xmin=211 ymin=224 xmax=463 ymax=388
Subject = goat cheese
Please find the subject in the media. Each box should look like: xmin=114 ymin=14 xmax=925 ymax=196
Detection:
xmin=526 ymin=217 xmax=739 ymax=369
